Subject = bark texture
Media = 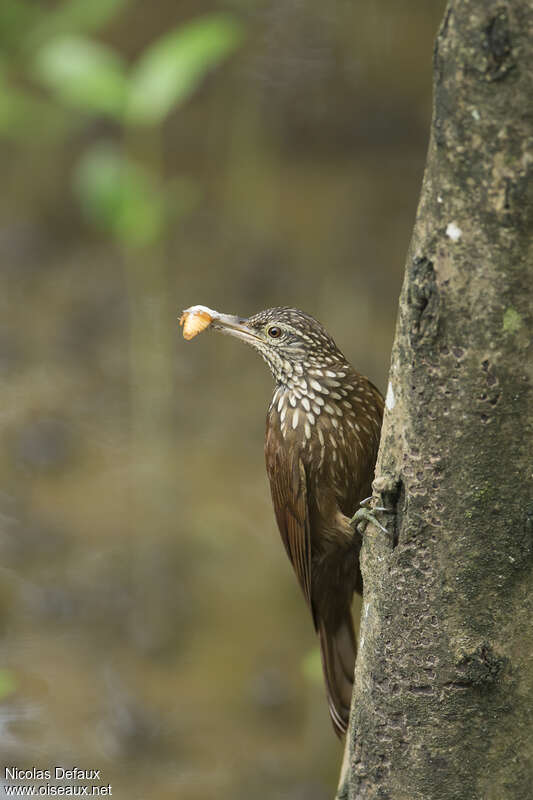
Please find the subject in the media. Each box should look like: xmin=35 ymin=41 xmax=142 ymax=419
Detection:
xmin=341 ymin=1 xmax=533 ymax=798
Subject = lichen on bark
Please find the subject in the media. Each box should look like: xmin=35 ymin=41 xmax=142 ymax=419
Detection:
xmin=340 ymin=1 xmax=533 ymax=798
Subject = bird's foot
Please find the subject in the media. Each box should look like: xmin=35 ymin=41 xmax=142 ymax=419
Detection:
xmin=350 ymin=496 xmax=389 ymax=534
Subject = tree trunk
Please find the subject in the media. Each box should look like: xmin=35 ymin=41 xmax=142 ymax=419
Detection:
xmin=339 ymin=1 xmax=533 ymax=797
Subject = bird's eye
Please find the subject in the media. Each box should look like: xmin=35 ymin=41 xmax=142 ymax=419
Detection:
xmin=267 ymin=326 xmax=282 ymax=339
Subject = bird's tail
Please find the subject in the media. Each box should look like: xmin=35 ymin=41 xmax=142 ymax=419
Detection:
xmin=317 ymin=611 xmax=357 ymax=737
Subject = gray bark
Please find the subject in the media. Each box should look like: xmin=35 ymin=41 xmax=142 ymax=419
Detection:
xmin=339 ymin=1 xmax=533 ymax=798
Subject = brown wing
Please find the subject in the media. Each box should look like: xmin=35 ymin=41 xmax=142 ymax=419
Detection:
xmin=265 ymin=416 xmax=313 ymax=612
xmin=337 ymin=373 xmax=384 ymax=517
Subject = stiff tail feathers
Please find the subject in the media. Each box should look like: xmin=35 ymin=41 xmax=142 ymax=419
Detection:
xmin=317 ymin=612 xmax=357 ymax=737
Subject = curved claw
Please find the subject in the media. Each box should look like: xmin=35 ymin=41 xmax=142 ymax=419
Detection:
xmin=350 ymin=506 xmax=389 ymax=535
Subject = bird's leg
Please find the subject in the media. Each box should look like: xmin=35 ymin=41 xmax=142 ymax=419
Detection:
xmin=350 ymin=496 xmax=389 ymax=534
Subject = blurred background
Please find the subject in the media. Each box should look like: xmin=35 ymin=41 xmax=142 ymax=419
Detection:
xmin=0 ymin=1 xmax=445 ymax=797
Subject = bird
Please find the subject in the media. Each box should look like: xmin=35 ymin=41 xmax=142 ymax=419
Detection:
xmin=210 ymin=306 xmax=384 ymax=736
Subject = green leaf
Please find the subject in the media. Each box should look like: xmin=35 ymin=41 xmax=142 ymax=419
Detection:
xmin=33 ymin=35 xmax=127 ymax=117
xmin=126 ymin=14 xmax=244 ymax=125
xmin=73 ymin=143 xmax=167 ymax=246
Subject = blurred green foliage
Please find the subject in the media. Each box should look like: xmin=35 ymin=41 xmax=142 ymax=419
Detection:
xmin=34 ymin=35 xmax=128 ymax=116
xmin=2 ymin=0 xmax=243 ymax=247
xmin=73 ymin=144 xmax=166 ymax=245
xmin=126 ymin=16 xmax=244 ymax=124
xmin=32 ymin=14 xmax=244 ymax=127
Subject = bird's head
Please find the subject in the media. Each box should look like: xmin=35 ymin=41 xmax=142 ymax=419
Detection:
xmin=213 ymin=307 xmax=345 ymax=384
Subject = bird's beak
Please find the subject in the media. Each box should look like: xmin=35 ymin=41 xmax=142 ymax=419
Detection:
xmin=212 ymin=313 xmax=262 ymax=345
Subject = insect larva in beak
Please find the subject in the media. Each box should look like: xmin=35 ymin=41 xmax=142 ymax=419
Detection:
xmin=179 ymin=307 xmax=215 ymax=340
